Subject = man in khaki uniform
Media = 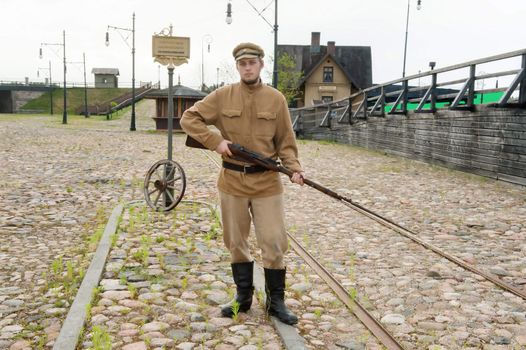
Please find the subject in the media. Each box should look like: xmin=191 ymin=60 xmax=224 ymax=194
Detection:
xmin=181 ymin=42 xmax=304 ymax=325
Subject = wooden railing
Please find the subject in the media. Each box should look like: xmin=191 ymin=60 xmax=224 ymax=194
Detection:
xmin=290 ymin=48 xmax=526 ymax=130
xmin=83 ymin=83 xmax=155 ymax=115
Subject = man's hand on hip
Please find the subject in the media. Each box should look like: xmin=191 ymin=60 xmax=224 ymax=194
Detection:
xmin=215 ymin=140 xmax=233 ymax=157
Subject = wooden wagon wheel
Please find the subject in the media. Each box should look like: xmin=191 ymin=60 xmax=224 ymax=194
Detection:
xmin=144 ymin=159 xmax=186 ymax=211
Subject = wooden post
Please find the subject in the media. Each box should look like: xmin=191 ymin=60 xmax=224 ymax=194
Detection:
xmin=402 ymin=80 xmax=408 ymax=115
xmin=380 ymin=86 xmax=385 ymax=117
xmin=520 ymin=54 xmax=526 ymax=105
xmin=467 ymin=64 xmax=475 ymax=107
xmin=363 ymin=92 xmax=368 ymax=119
xmin=430 ymin=73 xmax=437 ymax=112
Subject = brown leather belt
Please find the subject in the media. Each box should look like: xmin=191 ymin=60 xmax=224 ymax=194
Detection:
xmin=222 ymin=161 xmax=267 ymax=174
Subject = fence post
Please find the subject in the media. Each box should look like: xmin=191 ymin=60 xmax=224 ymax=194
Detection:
xmin=380 ymin=86 xmax=385 ymax=117
xmin=402 ymin=80 xmax=408 ymax=114
xmin=468 ymin=65 xmax=476 ymax=107
xmin=363 ymin=91 xmax=368 ymax=119
xmin=348 ymin=97 xmax=353 ymax=124
xmin=430 ymin=73 xmax=437 ymax=112
xmin=520 ymin=54 xmax=526 ymax=105
xmin=327 ymin=104 xmax=332 ymax=128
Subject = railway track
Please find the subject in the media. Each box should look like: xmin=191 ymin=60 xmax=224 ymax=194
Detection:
xmin=203 ymin=148 xmax=526 ymax=300
xmin=202 ymin=150 xmax=405 ymax=349
xmin=200 ymin=148 xmax=526 ymax=349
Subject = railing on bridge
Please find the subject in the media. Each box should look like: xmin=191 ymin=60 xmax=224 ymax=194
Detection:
xmin=290 ymin=48 xmax=526 ymax=131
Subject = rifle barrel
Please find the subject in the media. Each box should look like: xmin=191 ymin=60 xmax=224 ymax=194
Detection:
xmin=227 ymin=143 xmax=350 ymax=202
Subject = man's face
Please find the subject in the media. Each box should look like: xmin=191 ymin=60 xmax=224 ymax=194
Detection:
xmin=236 ymin=57 xmax=264 ymax=85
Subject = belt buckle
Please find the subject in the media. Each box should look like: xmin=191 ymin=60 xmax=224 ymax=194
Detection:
xmin=243 ymin=165 xmax=250 ymax=174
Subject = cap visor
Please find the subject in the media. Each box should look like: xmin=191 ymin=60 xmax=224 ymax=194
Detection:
xmin=235 ymin=54 xmax=260 ymax=61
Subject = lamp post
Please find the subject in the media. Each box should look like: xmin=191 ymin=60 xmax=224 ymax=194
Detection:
xmin=83 ymin=53 xmax=88 ymax=117
xmin=69 ymin=53 xmax=89 ymax=117
xmin=40 ymin=30 xmax=67 ymax=124
xmin=226 ymin=0 xmax=279 ymax=88
xmin=158 ymin=64 xmax=161 ymax=88
xmin=402 ymin=0 xmax=421 ymax=78
xmin=201 ymin=34 xmax=213 ymax=91
xmin=37 ymin=60 xmax=53 ymax=115
xmin=106 ymin=13 xmax=136 ymax=131
xmin=429 ymin=61 xmax=436 ymax=70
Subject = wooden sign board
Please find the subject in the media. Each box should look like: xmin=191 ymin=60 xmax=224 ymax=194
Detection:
xmin=152 ymin=36 xmax=190 ymax=58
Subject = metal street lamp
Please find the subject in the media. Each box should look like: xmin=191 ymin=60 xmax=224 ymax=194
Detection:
xmin=69 ymin=53 xmax=89 ymax=117
xmin=402 ymin=0 xmax=422 ymax=78
xmin=106 ymin=13 xmax=136 ymax=131
xmin=40 ymin=30 xmax=67 ymax=124
xmin=201 ymin=34 xmax=213 ymax=91
xmin=226 ymin=2 xmax=233 ymax=24
xmin=225 ymin=0 xmax=279 ymax=88
xmin=37 ymin=60 xmax=53 ymax=115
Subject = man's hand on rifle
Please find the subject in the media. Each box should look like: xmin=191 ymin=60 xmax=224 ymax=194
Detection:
xmin=215 ymin=140 xmax=233 ymax=157
xmin=291 ymin=172 xmax=305 ymax=186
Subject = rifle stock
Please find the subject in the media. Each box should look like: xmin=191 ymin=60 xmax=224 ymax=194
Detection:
xmin=185 ymin=135 xmax=208 ymax=149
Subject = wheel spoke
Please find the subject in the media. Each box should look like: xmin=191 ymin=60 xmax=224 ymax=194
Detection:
xmin=166 ymin=189 xmax=175 ymax=202
xmin=148 ymin=187 xmax=159 ymax=196
xmin=167 ymin=165 xmax=175 ymax=180
xmin=154 ymin=167 xmax=162 ymax=181
xmin=153 ymin=190 xmax=162 ymax=206
xmin=166 ymin=175 xmax=181 ymax=185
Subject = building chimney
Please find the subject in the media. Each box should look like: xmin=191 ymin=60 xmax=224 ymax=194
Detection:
xmin=327 ymin=41 xmax=336 ymax=56
xmin=310 ymin=32 xmax=320 ymax=54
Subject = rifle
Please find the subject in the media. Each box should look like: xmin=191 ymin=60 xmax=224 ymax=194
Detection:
xmin=185 ymin=135 xmax=354 ymax=203
xmin=226 ymin=143 xmax=349 ymax=202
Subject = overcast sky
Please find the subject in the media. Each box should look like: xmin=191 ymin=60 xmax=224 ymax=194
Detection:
xmin=1 ymin=0 xmax=525 ymax=90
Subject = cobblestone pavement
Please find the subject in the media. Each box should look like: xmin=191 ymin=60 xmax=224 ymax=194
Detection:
xmin=1 ymin=102 xmax=525 ymax=349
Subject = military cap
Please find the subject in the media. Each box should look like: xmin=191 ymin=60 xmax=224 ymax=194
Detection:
xmin=232 ymin=42 xmax=265 ymax=61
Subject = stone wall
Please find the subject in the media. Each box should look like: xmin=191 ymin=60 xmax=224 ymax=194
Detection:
xmin=12 ymin=91 xmax=45 ymax=112
xmin=296 ymin=107 xmax=526 ymax=186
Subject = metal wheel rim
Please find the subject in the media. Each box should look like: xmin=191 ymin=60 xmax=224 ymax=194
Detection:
xmin=144 ymin=159 xmax=186 ymax=211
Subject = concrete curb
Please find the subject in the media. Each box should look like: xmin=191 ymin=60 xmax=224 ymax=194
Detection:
xmin=53 ymin=204 xmax=124 ymax=350
xmin=53 ymin=201 xmax=307 ymax=349
xmin=254 ymin=264 xmax=307 ymax=350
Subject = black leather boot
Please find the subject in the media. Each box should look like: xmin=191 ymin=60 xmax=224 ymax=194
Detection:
xmin=221 ymin=261 xmax=254 ymax=317
xmin=264 ymin=268 xmax=298 ymax=325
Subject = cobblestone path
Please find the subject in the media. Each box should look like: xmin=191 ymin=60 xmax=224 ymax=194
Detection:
xmin=1 ymin=103 xmax=525 ymax=349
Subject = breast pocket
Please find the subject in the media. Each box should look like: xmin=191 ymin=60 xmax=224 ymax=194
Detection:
xmin=221 ymin=109 xmax=242 ymax=133
xmin=255 ymin=111 xmax=277 ymax=136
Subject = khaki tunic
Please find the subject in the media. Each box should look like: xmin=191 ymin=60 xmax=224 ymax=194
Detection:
xmin=181 ymin=80 xmax=302 ymax=197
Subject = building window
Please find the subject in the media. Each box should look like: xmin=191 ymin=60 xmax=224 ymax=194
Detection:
xmin=323 ymin=67 xmax=333 ymax=83
xmin=321 ymin=96 xmax=333 ymax=103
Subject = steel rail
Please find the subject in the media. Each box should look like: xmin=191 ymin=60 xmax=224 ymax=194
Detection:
xmin=199 ymin=145 xmax=526 ymax=350
xmin=332 ymin=196 xmax=526 ymax=300
xmin=287 ymin=233 xmax=405 ymax=350
xmin=201 ymin=149 xmax=405 ymax=350
xmin=271 ymin=153 xmax=526 ymax=301
xmin=221 ymin=142 xmax=526 ymax=301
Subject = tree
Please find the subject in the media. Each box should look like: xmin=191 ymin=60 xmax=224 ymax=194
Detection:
xmin=277 ymin=52 xmax=303 ymax=107
xmin=202 ymin=82 xmax=225 ymax=94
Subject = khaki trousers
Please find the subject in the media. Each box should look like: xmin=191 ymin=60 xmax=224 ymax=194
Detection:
xmin=219 ymin=190 xmax=288 ymax=269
